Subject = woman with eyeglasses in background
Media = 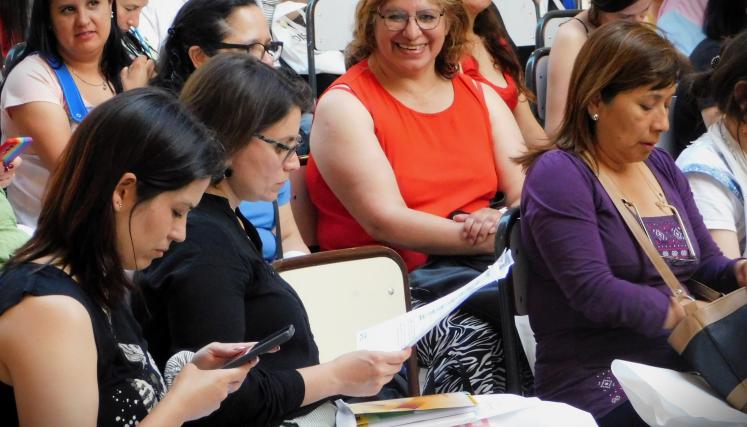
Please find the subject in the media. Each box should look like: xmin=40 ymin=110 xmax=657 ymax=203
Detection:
xmin=151 ymin=0 xmax=309 ymax=263
xmin=519 ymin=21 xmax=746 ymax=426
xmin=307 ymin=0 xmax=526 ymax=394
xmin=137 ymin=54 xmax=411 ymax=426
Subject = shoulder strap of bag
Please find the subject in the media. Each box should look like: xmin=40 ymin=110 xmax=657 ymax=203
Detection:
xmin=46 ymin=57 xmax=89 ymax=124
xmin=590 ymin=158 xmax=691 ymax=300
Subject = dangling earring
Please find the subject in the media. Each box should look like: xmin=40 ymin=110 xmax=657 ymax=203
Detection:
xmin=591 ymin=113 xmax=599 ymax=121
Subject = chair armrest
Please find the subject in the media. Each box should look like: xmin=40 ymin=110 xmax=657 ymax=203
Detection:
xmin=495 ymin=207 xmax=521 ymax=258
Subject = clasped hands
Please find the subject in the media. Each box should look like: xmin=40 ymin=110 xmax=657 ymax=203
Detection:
xmin=453 ymin=207 xmax=508 ymax=246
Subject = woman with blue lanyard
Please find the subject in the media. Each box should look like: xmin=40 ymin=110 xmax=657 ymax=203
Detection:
xmin=0 ymin=0 xmax=154 ymax=228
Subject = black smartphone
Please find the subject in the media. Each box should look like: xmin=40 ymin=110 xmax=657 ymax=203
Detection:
xmin=222 ymin=324 xmax=295 ymax=369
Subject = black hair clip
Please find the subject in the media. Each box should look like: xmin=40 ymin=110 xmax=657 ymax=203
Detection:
xmin=711 ymin=55 xmax=721 ymax=70
xmin=167 ymin=27 xmax=176 ymax=36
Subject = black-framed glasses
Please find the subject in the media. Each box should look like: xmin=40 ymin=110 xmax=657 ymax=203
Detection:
xmin=622 ymin=198 xmax=698 ymax=266
xmin=214 ymin=40 xmax=283 ymax=60
xmin=254 ymin=134 xmax=302 ymax=163
xmin=376 ymin=8 xmax=445 ymax=31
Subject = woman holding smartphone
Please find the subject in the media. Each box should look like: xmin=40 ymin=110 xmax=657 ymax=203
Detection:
xmin=0 ymin=88 xmax=256 ymax=426
xmin=136 ymin=54 xmax=411 ymax=427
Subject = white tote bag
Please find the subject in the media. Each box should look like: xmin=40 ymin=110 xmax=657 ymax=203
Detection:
xmin=271 ymin=1 xmax=346 ymax=75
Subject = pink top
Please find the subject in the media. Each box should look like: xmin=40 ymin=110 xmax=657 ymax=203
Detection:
xmin=0 ymin=54 xmax=90 ymax=227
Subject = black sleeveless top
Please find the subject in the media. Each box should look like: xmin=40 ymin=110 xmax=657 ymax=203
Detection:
xmin=0 ymin=263 xmax=166 ymax=426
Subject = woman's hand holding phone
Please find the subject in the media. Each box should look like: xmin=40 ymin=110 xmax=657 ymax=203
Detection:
xmin=191 ymin=341 xmax=262 ymax=370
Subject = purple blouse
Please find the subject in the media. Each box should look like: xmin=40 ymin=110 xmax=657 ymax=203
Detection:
xmin=520 ymin=149 xmax=737 ymax=419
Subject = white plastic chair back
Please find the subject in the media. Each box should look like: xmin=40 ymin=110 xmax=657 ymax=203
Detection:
xmin=275 ymin=247 xmax=409 ymax=363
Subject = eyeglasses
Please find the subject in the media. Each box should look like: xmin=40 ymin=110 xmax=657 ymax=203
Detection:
xmin=376 ymin=8 xmax=445 ymax=31
xmin=214 ymin=40 xmax=283 ymax=60
xmin=622 ymin=198 xmax=698 ymax=266
xmin=254 ymin=134 xmax=302 ymax=163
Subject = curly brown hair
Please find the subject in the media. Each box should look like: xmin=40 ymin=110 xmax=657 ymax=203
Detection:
xmin=345 ymin=0 xmax=468 ymax=79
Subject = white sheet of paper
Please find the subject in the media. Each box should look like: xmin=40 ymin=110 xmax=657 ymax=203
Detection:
xmin=356 ymin=250 xmax=514 ymax=352
xmin=611 ymin=359 xmax=747 ymax=426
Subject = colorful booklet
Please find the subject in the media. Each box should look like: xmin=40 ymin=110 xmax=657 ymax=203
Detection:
xmin=349 ymin=392 xmax=478 ymax=426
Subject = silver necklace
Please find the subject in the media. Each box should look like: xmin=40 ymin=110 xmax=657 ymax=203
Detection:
xmin=68 ymin=66 xmax=110 ymax=91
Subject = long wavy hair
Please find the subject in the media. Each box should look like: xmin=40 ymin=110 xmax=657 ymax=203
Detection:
xmin=473 ymin=3 xmax=530 ymax=97
xmin=345 ymin=0 xmax=468 ymax=79
xmin=518 ymin=21 xmax=684 ymax=171
xmin=6 ymin=88 xmax=225 ymax=309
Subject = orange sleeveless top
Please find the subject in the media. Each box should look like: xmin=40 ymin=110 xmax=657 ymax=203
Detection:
xmin=306 ymin=60 xmax=499 ymax=270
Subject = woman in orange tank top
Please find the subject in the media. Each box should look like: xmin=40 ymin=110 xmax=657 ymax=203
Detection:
xmin=307 ymin=0 xmax=528 ymax=394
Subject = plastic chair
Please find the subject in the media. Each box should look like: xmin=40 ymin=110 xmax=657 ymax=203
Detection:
xmin=273 ymin=245 xmax=420 ymax=396
xmin=305 ymin=0 xmax=356 ymax=98
xmin=525 ymin=47 xmax=551 ymax=126
xmin=535 ymin=9 xmax=580 ymax=49
xmin=495 ymin=207 xmax=534 ymax=395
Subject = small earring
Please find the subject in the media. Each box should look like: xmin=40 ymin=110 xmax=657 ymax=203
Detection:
xmin=591 ymin=113 xmax=599 ymax=121
xmin=111 ymin=10 xmax=114 ymax=19
xmin=224 ymin=167 xmax=233 ymax=178
xmin=117 ymin=202 xmax=123 ymax=209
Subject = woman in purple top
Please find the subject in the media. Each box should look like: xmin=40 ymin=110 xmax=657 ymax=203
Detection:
xmin=518 ymin=21 xmax=747 ymax=426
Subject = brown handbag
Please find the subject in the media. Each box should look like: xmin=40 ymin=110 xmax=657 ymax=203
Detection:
xmin=596 ymin=167 xmax=747 ymax=413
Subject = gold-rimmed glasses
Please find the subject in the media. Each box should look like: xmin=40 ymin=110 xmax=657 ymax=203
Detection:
xmin=621 ymin=198 xmax=698 ymax=266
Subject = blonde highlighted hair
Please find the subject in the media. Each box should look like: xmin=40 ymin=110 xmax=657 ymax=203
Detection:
xmin=345 ymin=0 xmax=468 ymax=79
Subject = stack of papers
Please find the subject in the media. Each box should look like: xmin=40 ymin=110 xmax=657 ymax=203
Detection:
xmin=347 ymin=392 xmax=478 ymax=427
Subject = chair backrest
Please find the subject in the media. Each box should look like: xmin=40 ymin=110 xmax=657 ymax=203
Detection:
xmin=535 ymin=9 xmax=580 ymax=48
xmin=495 ymin=207 xmax=534 ymax=394
xmin=492 ymin=0 xmax=539 ymax=48
xmin=305 ymin=0 xmax=356 ymax=96
xmin=273 ymin=246 xmax=419 ymax=394
xmin=656 ymin=95 xmax=678 ymax=157
xmin=525 ymin=47 xmax=551 ymax=126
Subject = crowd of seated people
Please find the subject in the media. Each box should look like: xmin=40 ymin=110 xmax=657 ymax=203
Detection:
xmin=152 ymin=0 xmax=310 ymax=262
xmin=1 ymin=0 xmax=746 ymax=426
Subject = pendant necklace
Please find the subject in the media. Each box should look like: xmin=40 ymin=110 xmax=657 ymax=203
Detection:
xmin=68 ymin=66 xmax=110 ymax=91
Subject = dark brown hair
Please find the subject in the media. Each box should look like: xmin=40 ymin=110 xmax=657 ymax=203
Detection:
xmin=180 ymin=53 xmax=312 ymax=159
xmin=473 ymin=3 xmax=530 ymax=97
xmin=518 ymin=21 xmax=684 ymax=171
xmin=691 ymin=29 xmax=747 ymax=124
xmin=345 ymin=0 xmax=468 ymax=79
xmin=6 ymin=88 xmax=224 ymax=309
xmin=588 ymin=0 xmax=638 ymax=26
